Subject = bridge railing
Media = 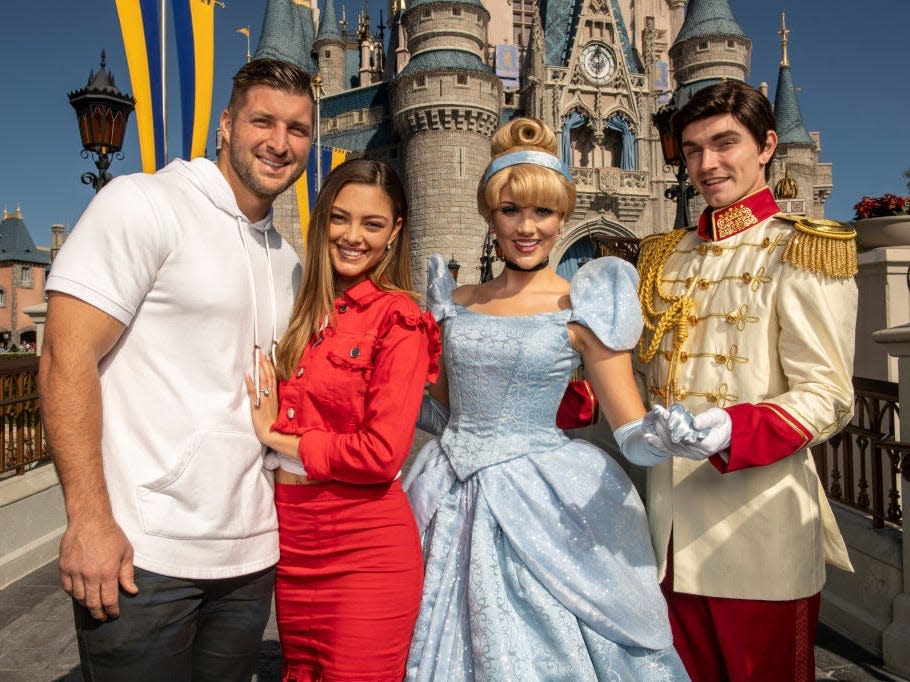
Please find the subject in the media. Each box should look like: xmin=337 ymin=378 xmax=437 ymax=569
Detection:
xmin=0 ymin=356 xmax=47 ymax=479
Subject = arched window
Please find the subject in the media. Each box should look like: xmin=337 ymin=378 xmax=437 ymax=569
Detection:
xmin=0 ymin=288 xmax=5 ymax=307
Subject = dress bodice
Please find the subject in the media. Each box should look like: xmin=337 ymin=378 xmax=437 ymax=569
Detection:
xmin=439 ymin=307 xmax=576 ymax=479
xmin=426 ymin=252 xmax=644 ymax=480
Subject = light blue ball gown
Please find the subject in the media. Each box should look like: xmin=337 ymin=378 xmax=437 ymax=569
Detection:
xmin=404 ymin=254 xmax=689 ymax=681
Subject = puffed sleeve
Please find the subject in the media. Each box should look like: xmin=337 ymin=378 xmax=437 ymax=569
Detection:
xmin=298 ymin=300 xmax=441 ymax=484
xmin=568 ymin=256 xmax=644 ymax=351
xmin=426 ymin=253 xmax=457 ymax=323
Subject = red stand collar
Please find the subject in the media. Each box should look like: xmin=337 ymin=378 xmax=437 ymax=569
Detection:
xmin=336 ymin=278 xmax=387 ymax=308
xmin=696 ymin=187 xmax=779 ymax=242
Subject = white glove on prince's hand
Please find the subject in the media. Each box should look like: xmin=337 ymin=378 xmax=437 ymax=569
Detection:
xmin=642 ymin=404 xmax=732 ymax=460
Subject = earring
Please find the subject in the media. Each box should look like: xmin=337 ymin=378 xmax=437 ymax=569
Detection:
xmin=493 ymin=239 xmax=504 ymax=260
xmin=386 ymin=241 xmax=393 ymax=251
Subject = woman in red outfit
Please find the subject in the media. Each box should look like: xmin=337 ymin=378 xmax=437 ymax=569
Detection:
xmin=246 ymin=158 xmax=439 ymax=682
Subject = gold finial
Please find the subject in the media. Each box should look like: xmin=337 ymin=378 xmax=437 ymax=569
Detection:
xmin=774 ymin=165 xmax=799 ymax=199
xmin=779 ymin=12 xmax=790 ymax=68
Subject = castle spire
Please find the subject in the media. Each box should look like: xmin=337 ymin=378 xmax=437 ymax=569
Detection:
xmin=673 ymin=0 xmax=745 ymax=46
xmin=779 ymin=12 xmax=790 ymax=68
xmin=255 ymin=0 xmax=317 ymax=74
xmin=773 ymin=13 xmax=813 ymax=145
xmin=316 ymin=0 xmax=342 ymax=42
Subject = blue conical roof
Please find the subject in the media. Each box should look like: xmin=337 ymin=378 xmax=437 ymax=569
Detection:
xmin=0 ymin=212 xmax=50 ymax=265
xmin=255 ymin=0 xmax=317 ymax=74
xmin=774 ymin=66 xmax=813 ymax=145
xmin=674 ymin=0 xmax=746 ymax=45
xmin=316 ymin=0 xmax=343 ymax=42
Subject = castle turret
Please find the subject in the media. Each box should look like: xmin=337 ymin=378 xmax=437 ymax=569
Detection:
xmin=255 ymin=0 xmax=318 ymax=73
xmin=389 ymin=0 xmax=502 ymax=287
xmin=772 ymin=14 xmax=813 ymax=147
xmin=314 ymin=0 xmax=345 ymax=95
xmin=669 ymin=0 xmax=750 ymax=90
xmin=769 ymin=13 xmax=830 ymax=217
xmin=384 ymin=0 xmax=409 ymax=79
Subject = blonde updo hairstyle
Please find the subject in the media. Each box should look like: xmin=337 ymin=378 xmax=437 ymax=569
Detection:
xmin=477 ymin=117 xmax=576 ymax=223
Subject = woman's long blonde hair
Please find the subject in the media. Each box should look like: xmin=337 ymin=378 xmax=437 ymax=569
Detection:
xmin=275 ymin=158 xmax=414 ymax=379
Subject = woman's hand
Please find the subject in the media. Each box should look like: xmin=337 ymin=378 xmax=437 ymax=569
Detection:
xmin=245 ymin=350 xmax=279 ymax=446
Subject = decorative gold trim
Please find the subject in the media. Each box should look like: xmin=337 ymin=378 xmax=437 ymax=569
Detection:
xmin=650 ymin=383 xmax=740 ymax=408
xmin=757 ymin=402 xmax=811 ymax=449
xmin=637 ymin=229 xmax=693 ymax=368
xmin=662 ymin=344 xmax=748 ymax=371
xmin=779 ymin=216 xmax=858 ymax=278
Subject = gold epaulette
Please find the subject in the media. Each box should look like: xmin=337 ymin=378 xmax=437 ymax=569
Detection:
xmin=778 ymin=215 xmax=858 ymax=279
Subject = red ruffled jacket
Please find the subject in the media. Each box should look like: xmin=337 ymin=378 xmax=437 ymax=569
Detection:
xmin=271 ymin=278 xmax=440 ymax=485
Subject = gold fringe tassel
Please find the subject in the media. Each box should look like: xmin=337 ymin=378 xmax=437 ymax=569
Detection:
xmin=780 ymin=220 xmax=858 ymax=279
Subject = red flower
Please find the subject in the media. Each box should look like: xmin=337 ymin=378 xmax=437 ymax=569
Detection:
xmin=853 ymin=194 xmax=910 ymax=220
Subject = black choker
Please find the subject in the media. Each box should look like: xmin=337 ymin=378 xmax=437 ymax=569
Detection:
xmin=504 ymin=258 xmax=549 ymax=272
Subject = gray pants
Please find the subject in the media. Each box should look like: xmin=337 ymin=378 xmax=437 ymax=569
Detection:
xmin=73 ymin=565 xmax=275 ymax=682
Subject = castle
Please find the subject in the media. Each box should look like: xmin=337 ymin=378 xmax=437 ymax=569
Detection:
xmin=256 ymin=0 xmax=831 ymax=287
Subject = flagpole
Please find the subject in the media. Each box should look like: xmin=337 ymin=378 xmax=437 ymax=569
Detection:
xmin=314 ymin=74 xmax=324 ymax=188
xmin=236 ymin=26 xmax=251 ymax=63
xmin=160 ymin=0 xmax=168 ymax=163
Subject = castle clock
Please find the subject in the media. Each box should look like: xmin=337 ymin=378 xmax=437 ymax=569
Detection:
xmin=579 ymin=42 xmax=616 ymax=85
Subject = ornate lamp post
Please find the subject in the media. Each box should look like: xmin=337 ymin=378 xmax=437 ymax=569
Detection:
xmin=68 ymin=51 xmax=135 ymax=193
xmin=446 ymin=255 xmax=461 ymax=282
xmin=479 ymin=231 xmax=496 ymax=283
xmin=653 ymin=104 xmax=696 ymax=228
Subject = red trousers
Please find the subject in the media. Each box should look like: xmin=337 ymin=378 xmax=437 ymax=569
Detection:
xmin=274 ymin=479 xmax=423 ymax=682
xmin=661 ymin=563 xmax=820 ymax=682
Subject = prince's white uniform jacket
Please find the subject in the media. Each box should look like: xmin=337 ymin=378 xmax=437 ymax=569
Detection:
xmin=640 ymin=187 xmax=856 ymax=600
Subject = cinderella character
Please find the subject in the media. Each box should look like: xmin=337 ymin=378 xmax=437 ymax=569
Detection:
xmin=404 ymin=117 xmax=689 ymax=681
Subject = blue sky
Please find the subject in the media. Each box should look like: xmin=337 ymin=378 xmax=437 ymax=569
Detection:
xmin=1 ymin=0 xmax=907 ymax=247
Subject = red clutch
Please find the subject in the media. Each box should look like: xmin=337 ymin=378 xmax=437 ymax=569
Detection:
xmin=556 ymin=378 xmax=599 ymax=430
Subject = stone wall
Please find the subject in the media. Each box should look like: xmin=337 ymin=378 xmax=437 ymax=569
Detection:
xmin=854 ymin=247 xmax=910 ymax=382
xmin=0 ymin=466 xmax=66 ymax=589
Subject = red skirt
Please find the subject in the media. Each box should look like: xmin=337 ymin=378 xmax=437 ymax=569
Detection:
xmin=275 ymin=479 xmax=423 ymax=682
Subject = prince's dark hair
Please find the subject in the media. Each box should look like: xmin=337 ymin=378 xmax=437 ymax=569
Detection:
xmin=673 ymin=80 xmax=776 ymax=154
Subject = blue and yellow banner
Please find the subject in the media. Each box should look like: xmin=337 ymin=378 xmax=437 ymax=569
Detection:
xmin=294 ymin=146 xmax=349 ymax=244
xmin=172 ymin=0 xmax=215 ymax=160
xmin=115 ymin=0 xmax=165 ymax=172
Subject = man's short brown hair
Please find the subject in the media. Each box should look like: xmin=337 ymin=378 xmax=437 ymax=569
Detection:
xmin=226 ymin=58 xmax=315 ymax=116
xmin=673 ymin=80 xmax=776 ymax=154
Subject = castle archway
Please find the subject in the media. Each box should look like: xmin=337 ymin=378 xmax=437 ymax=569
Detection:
xmin=554 ymin=219 xmax=640 ymax=281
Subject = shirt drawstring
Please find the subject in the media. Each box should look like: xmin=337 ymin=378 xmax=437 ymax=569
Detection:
xmin=236 ymin=216 xmax=278 ymax=403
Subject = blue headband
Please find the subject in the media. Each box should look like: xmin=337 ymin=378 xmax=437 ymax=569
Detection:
xmin=482 ymin=150 xmax=574 ymax=186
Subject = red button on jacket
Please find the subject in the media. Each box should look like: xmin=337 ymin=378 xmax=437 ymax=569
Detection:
xmin=271 ymin=279 xmax=440 ymax=484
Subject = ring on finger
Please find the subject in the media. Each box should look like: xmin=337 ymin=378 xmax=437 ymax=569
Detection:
xmin=262 ymin=387 xmax=271 ymax=397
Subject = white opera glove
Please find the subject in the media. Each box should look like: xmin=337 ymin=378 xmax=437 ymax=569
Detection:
xmin=416 ymin=394 xmax=450 ymax=436
xmin=642 ymin=403 xmax=731 ymax=460
xmin=614 ymin=418 xmax=672 ymax=467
